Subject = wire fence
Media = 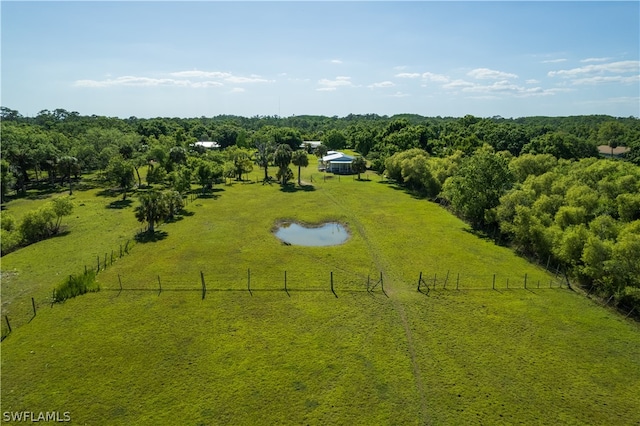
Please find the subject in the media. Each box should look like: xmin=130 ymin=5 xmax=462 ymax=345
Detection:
xmin=0 ymin=264 xmax=594 ymax=343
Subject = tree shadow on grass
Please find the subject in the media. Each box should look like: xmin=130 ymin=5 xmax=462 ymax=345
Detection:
xmin=197 ymin=193 xmax=221 ymax=200
xmin=107 ymin=199 xmax=133 ymax=209
xmin=135 ymin=230 xmax=168 ymax=243
xmin=96 ymin=188 xmax=122 ymax=198
xmin=280 ymin=183 xmax=316 ymax=193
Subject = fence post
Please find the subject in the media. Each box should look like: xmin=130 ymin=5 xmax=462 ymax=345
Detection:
xmin=201 ymin=271 xmax=206 ymax=300
xmin=104 ymin=253 xmax=107 ymax=270
xmin=456 ymin=273 xmax=460 ymax=290
xmin=284 ymin=270 xmax=288 ymax=293
xmin=157 ymin=275 xmax=162 ymax=294
xmin=417 ymin=272 xmax=422 ymax=292
xmin=4 ymin=315 xmax=11 ymax=334
xmin=492 ymin=274 xmax=496 ymax=290
xmin=433 ymin=273 xmax=437 ymax=288
xmin=330 ymin=271 xmax=337 ymax=297
xmin=524 ymin=273 xmax=528 ymax=289
xmin=380 ymin=271 xmax=384 ymax=294
xmin=507 ymin=278 xmax=509 ymax=289
xmin=97 ymin=255 xmax=100 ymax=272
xmin=444 ymin=270 xmax=450 ymax=289
xmin=32 ymin=297 xmax=36 ymax=317
xmin=247 ymin=269 xmax=251 ymax=294
xmin=367 ymin=274 xmax=370 ymax=292
xmin=118 ymin=274 xmax=123 ymax=290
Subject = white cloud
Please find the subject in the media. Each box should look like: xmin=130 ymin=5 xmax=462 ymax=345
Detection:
xmin=224 ymin=75 xmax=272 ymax=84
xmin=75 ymin=70 xmax=275 ymax=89
xmin=467 ymin=68 xmax=518 ymax=80
xmin=541 ymin=58 xmax=567 ymax=63
xmin=548 ymin=60 xmax=639 ymax=77
xmin=580 ymin=57 xmax=612 ymax=63
xmin=442 ymin=79 xmax=474 ymax=89
xmin=74 ymin=76 xmax=202 ymax=88
xmin=316 ymin=76 xmax=354 ymax=91
xmin=368 ymin=81 xmax=395 ymax=88
xmin=170 ymin=70 xmax=231 ymax=79
xmin=571 ymin=75 xmax=640 ymax=85
xmin=526 ymin=79 xmax=540 ymax=84
xmin=395 ymin=72 xmax=421 ymax=78
xmin=330 ymin=59 xmax=343 ymax=64
xmin=440 ymin=78 xmax=564 ymax=98
xmin=421 ymin=72 xmax=449 ymax=83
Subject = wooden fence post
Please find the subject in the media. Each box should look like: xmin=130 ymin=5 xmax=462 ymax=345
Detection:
xmin=417 ymin=271 xmax=422 ymax=292
xmin=32 ymin=297 xmax=37 ymax=317
xmin=157 ymin=275 xmax=162 ymax=294
xmin=492 ymin=274 xmax=496 ymax=290
xmin=201 ymin=271 xmax=206 ymax=300
xmin=4 ymin=315 xmax=11 ymax=334
xmin=444 ymin=270 xmax=450 ymax=289
xmin=247 ymin=269 xmax=251 ymax=294
xmin=118 ymin=274 xmax=123 ymax=290
xmin=331 ymin=271 xmax=337 ymax=297
xmin=524 ymin=273 xmax=528 ymax=289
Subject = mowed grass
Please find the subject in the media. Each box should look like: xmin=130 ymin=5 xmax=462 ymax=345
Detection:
xmin=2 ymin=166 xmax=640 ymax=425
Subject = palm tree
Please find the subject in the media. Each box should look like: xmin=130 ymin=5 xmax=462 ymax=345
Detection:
xmin=291 ymin=150 xmax=309 ymax=185
xmin=254 ymin=141 xmax=274 ymax=183
xmin=273 ymin=144 xmax=293 ymax=185
xmin=352 ymin=156 xmax=367 ymax=180
xmin=134 ymin=191 xmax=168 ymax=233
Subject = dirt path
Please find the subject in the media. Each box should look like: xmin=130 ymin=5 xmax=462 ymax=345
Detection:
xmin=321 ymin=186 xmax=431 ymax=423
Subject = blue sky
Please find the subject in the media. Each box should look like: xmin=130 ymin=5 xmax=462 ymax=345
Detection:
xmin=2 ymin=1 xmax=639 ymax=118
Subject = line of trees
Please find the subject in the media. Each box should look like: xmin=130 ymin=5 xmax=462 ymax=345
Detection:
xmin=1 ymin=106 xmax=638 ymax=313
xmin=383 ymin=145 xmax=640 ymax=313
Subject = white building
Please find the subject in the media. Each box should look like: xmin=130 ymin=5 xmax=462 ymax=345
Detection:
xmin=319 ymin=151 xmax=354 ymax=174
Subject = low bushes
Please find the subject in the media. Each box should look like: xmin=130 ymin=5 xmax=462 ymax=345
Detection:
xmin=53 ymin=270 xmax=99 ymax=303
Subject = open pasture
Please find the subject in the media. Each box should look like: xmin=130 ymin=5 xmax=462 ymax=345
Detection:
xmin=2 ymin=169 xmax=640 ymax=425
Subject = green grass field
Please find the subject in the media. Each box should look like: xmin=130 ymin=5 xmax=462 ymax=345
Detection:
xmin=2 ymin=165 xmax=639 ymax=425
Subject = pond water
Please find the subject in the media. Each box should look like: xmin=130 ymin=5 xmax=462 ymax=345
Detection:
xmin=274 ymin=222 xmax=349 ymax=246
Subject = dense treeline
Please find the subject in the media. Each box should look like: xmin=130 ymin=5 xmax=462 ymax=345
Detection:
xmin=1 ymin=106 xmax=639 ymax=313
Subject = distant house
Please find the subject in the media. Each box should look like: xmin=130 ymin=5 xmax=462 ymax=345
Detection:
xmin=319 ymin=151 xmax=354 ymax=174
xmin=302 ymin=141 xmax=323 ymax=151
xmin=193 ymin=141 xmax=221 ymax=150
xmin=598 ymin=145 xmax=629 ymax=158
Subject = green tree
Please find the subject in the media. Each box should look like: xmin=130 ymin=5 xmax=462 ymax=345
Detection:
xmin=57 ymin=156 xmax=80 ymax=194
xmin=254 ymin=140 xmax=274 ymax=183
xmin=1 ymin=159 xmax=16 ymax=202
xmin=352 ymin=156 xmax=367 ymax=180
xmin=51 ymin=196 xmax=74 ymax=233
xmin=164 ymin=190 xmax=184 ymax=221
xmin=19 ymin=206 xmax=56 ymax=244
xmin=169 ymin=166 xmax=192 ymax=195
xmin=134 ymin=190 xmax=168 ymax=234
xmin=291 ymin=150 xmax=309 ymax=185
xmin=598 ymin=121 xmax=625 ymax=157
xmin=441 ymin=148 xmax=514 ymax=227
xmin=323 ymin=129 xmax=347 ymax=150
xmin=105 ymin=156 xmax=135 ymax=200
xmin=226 ymin=147 xmax=254 ymax=181
xmin=273 ymin=144 xmax=293 ymax=185
xmin=314 ymin=144 xmax=329 ymax=158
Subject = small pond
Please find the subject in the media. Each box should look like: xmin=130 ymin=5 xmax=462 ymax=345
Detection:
xmin=274 ymin=222 xmax=349 ymax=246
